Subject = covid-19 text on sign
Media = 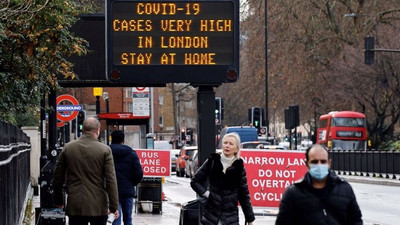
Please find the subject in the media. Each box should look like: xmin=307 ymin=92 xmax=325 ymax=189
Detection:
xmin=106 ymin=0 xmax=239 ymax=84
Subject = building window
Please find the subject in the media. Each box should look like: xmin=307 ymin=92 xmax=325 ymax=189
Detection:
xmin=159 ymin=95 xmax=163 ymax=106
xmin=128 ymin=103 xmax=133 ymax=112
xmin=126 ymin=88 xmax=133 ymax=98
xmin=159 ymin=116 xmax=163 ymax=127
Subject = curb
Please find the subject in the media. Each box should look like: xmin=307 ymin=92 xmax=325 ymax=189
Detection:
xmin=341 ymin=175 xmax=400 ymax=187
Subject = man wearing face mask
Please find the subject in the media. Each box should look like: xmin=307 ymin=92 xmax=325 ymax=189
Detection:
xmin=275 ymin=144 xmax=363 ymax=225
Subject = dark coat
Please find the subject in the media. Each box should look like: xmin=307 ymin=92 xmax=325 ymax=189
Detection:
xmin=54 ymin=134 xmax=119 ymax=216
xmin=276 ymin=171 xmax=363 ymax=225
xmin=110 ymin=144 xmax=143 ymax=198
xmin=191 ymin=153 xmax=255 ymax=225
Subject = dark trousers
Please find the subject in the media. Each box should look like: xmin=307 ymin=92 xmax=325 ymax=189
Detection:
xmin=114 ymin=197 xmax=134 ymax=225
xmin=68 ymin=215 xmax=107 ymax=225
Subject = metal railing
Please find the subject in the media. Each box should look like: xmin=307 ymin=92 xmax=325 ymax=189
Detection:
xmin=0 ymin=121 xmax=31 ymax=225
xmin=330 ymin=150 xmax=400 ymax=179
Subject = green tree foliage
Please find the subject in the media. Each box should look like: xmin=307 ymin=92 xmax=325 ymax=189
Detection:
xmin=0 ymin=0 xmax=89 ymax=122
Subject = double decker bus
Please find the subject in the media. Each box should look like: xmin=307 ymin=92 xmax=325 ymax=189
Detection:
xmin=317 ymin=111 xmax=367 ymax=150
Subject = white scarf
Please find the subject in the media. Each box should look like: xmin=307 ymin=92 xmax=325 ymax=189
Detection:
xmin=220 ymin=153 xmax=236 ymax=174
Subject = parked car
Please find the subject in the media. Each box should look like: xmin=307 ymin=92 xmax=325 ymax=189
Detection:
xmin=300 ymin=139 xmax=313 ymax=150
xmin=259 ymin=145 xmax=285 ymax=150
xmin=175 ymin=146 xmax=197 ymax=177
xmin=258 ymin=136 xmax=277 ymax=145
xmin=278 ymin=141 xmax=290 ymax=150
xmin=185 ymin=150 xmax=198 ymax=178
xmin=240 ymin=141 xmax=271 ymax=149
xmin=170 ymin=149 xmax=180 ymax=172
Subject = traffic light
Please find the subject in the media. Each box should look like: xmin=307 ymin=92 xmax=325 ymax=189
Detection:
xmin=215 ymin=97 xmax=222 ymax=125
xmin=76 ymin=111 xmax=85 ymax=137
xmin=180 ymin=127 xmax=186 ymax=141
xmin=252 ymin=107 xmax=261 ymax=128
xmin=71 ymin=118 xmax=76 ymax=133
xmin=365 ymin=36 xmax=375 ymax=65
xmin=285 ymin=105 xmax=299 ymax=129
xmin=186 ymin=128 xmax=193 ymax=145
xmin=249 ymin=107 xmax=263 ymax=130
xmin=290 ymin=105 xmax=300 ymax=127
xmin=284 ymin=108 xmax=292 ymax=129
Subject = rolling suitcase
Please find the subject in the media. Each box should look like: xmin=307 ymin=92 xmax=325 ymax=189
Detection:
xmin=179 ymin=197 xmax=206 ymax=225
xmin=36 ymin=208 xmax=66 ymax=225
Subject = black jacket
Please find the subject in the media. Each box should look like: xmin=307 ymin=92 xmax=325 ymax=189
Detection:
xmin=191 ymin=153 xmax=255 ymax=225
xmin=110 ymin=144 xmax=143 ymax=198
xmin=276 ymin=171 xmax=363 ymax=225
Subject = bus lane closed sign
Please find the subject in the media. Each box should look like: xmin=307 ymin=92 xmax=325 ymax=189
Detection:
xmin=136 ymin=149 xmax=171 ymax=177
xmin=240 ymin=150 xmax=308 ymax=207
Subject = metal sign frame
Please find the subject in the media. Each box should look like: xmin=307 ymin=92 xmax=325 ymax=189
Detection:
xmin=106 ymin=0 xmax=239 ymax=85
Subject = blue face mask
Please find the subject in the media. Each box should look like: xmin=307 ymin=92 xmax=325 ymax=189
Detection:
xmin=309 ymin=164 xmax=329 ymax=181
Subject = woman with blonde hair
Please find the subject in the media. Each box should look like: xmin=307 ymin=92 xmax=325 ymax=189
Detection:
xmin=191 ymin=132 xmax=255 ymax=225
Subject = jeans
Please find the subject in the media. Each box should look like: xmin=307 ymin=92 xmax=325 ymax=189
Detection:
xmin=113 ymin=197 xmax=133 ymax=225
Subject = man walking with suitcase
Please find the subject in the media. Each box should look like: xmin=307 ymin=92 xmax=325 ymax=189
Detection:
xmin=54 ymin=117 xmax=119 ymax=225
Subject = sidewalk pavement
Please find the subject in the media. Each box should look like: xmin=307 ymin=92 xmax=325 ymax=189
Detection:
xmin=131 ymin=173 xmax=400 ymax=225
xmin=133 ymin=200 xmax=278 ymax=225
xmin=28 ymin=193 xmax=278 ymax=225
xmin=27 ymin=173 xmax=400 ymax=225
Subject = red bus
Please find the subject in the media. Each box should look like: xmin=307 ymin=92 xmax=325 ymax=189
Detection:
xmin=317 ymin=111 xmax=367 ymax=150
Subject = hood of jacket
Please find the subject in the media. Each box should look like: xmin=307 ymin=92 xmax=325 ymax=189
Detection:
xmin=110 ymin=144 xmax=134 ymax=159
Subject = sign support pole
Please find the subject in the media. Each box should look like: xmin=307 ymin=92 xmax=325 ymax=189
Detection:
xmin=48 ymin=89 xmax=57 ymax=159
xmin=197 ymin=85 xmax=216 ymax=166
xmin=37 ymin=89 xmax=68 ymax=225
xmin=196 ymin=85 xmax=216 ymax=224
xmin=38 ymin=88 xmax=67 ymax=225
xmin=40 ymin=95 xmax=48 ymax=170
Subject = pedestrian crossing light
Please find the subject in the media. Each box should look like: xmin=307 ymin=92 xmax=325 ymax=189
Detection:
xmin=76 ymin=111 xmax=85 ymax=137
xmin=251 ymin=107 xmax=262 ymax=129
xmin=254 ymin=120 xmax=259 ymax=127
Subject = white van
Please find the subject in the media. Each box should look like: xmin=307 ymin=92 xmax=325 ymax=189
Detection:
xmin=154 ymin=140 xmax=172 ymax=150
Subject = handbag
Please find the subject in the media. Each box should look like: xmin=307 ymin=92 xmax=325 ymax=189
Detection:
xmin=179 ymin=196 xmax=207 ymax=225
xmin=179 ymin=158 xmax=213 ymax=224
